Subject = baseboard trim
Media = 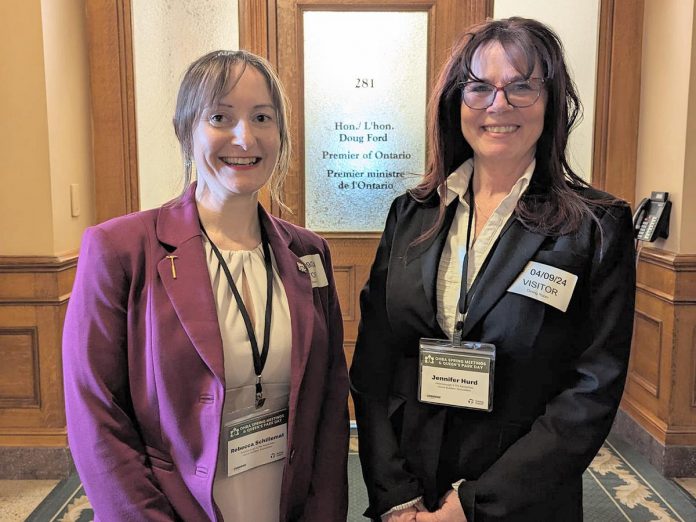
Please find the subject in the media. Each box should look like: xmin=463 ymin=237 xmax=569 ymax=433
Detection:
xmin=0 ymin=446 xmax=74 ymax=479
xmin=612 ymin=408 xmax=696 ymax=477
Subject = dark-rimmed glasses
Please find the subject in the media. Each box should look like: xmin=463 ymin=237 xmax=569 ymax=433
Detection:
xmin=460 ymin=77 xmax=545 ymax=110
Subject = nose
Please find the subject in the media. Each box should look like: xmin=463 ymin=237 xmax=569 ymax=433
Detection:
xmin=487 ymin=87 xmax=513 ymax=113
xmin=230 ymin=119 xmax=256 ymax=151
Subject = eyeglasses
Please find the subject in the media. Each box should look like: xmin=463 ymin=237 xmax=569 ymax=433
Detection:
xmin=460 ymin=77 xmax=545 ymax=110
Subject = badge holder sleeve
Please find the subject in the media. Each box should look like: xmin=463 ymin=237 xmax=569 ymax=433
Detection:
xmin=418 ymin=338 xmax=496 ymax=412
xmin=222 ymin=394 xmax=289 ymax=477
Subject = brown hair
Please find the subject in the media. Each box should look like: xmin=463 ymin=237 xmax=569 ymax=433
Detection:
xmin=173 ymin=50 xmax=291 ymax=206
xmin=412 ymin=17 xmax=609 ymax=242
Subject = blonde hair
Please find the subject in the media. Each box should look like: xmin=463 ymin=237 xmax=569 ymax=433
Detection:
xmin=173 ymin=50 xmax=291 ymax=205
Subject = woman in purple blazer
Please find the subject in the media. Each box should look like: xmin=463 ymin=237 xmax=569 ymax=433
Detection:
xmin=63 ymin=50 xmax=349 ymax=522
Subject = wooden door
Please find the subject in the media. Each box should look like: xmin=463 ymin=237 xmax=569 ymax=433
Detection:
xmin=241 ymin=0 xmax=491 ymax=419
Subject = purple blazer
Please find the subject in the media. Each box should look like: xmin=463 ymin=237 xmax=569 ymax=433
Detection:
xmin=63 ymin=186 xmax=349 ymax=521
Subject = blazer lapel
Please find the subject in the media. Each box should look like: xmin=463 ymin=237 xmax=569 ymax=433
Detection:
xmin=156 ymin=186 xmax=225 ymax=383
xmin=259 ymin=209 xmax=314 ymax=421
xmin=461 ymin=217 xmax=546 ymax=337
xmin=418 ymin=200 xmax=459 ymax=319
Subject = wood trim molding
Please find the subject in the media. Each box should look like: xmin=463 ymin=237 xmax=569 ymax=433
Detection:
xmin=0 ymin=253 xmax=78 ymax=272
xmin=637 ymin=246 xmax=696 ymax=303
xmin=239 ymin=0 xmax=278 ymax=62
xmin=621 ymin=396 xmax=696 ymax=447
xmin=0 ymin=254 xmax=78 ymax=305
xmin=638 ymin=246 xmax=696 ymax=271
xmin=593 ymin=0 xmax=644 ymax=206
xmin=85 ymin=0 xmax=139 ymax=223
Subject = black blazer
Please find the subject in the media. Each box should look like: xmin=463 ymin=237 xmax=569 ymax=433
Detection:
xmin=350 ymin=187 xmax=635 ymax=521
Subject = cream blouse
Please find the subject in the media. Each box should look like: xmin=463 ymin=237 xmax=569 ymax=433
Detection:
xmin=203 ymin=236 xmax=292 ymax=522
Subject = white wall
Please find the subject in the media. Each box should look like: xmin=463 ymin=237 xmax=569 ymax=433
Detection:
xmin=494 ymin=0 xmax=600 ymax=182
xmin=132 ymin=0 xmax=239 ymax=210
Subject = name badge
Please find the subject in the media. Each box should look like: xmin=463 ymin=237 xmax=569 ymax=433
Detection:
xmin=418 ymin=338 xmax=496 ymax=412
xmin=507 ymin=261 xmax=578 ymax=312
xmin=226 ymin=409 xmax=288 ymax=477
xmin=299 ymin=254 xmax=328 ymax=288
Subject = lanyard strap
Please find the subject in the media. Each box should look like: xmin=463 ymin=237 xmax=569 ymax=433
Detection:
xmin=454 ymin=175 xmax=475 ymax=345
xmin=201 ymin=215 xmax=273 ymax=408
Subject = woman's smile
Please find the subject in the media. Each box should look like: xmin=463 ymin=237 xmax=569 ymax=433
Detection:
xmin=481 ymin=124 xmax=520 ymax=134
xmin=220 ymin=156 xmax=261 ymax=167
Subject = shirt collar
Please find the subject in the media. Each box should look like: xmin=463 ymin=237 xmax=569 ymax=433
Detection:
xmin=443 ymin=157 xmax=536 ymax=206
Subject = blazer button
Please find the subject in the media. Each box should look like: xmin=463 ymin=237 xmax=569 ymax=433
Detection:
xmin=289 ymin=448 xmax=296 ymax=464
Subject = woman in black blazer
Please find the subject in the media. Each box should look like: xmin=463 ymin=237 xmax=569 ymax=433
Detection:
xmin=351 ymin=17 xmax=635 ymax=522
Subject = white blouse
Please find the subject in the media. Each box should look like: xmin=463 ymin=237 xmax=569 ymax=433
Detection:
xmin=203 ymin=236 xmax=292 ymax=522
xmin=436 ymin=158 xmax=535 ymax=338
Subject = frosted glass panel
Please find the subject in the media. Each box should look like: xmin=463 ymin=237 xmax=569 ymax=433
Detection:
xmin=304 ymin=11 xmax=427 ymax=231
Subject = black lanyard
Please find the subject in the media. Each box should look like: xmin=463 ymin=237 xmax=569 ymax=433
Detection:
xmin=453 ymin=175 xmax=475 ymax=345
xmin=201 ymin=218 xmax=273 ymax=409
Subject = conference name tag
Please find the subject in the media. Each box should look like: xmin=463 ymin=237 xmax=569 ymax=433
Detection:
xmin=226 ymin=409 xmax=288 ymax=477
xmin=507 ymin=261 xmax=578 ymax=312
xmin=299 ymin=254 xmax=328 ymax=288
xmin=418 ymin=339 xmax=496 ymax=412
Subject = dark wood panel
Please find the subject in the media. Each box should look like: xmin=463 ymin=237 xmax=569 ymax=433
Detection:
xmin=630 ymin=311 xmax=661 ymax=397
xmin=333 ymin=265 xmax=357 ymax=322
xmin=0 ymin=328 xmax=40 ymax=408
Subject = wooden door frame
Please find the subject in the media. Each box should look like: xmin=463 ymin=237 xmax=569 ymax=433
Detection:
xmin=87 ymin=0 xmax=643 ymax=222
xmin=264 ymin=0 xmax=493 ymax=225
xmin=593 ymin=0 xmax=643 ymax=206
xmin=85 ymin=0 xmax=139 ymax=223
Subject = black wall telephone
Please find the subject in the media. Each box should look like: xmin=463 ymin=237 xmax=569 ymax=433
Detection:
xmin=633 ymin=192 xmax=671 ymax=242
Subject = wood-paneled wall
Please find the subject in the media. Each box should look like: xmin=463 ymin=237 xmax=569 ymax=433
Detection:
xmin=618 ymin=247 xmax=696 ymax=475
xmin=0 ymin=255 xmax=77 ymax=478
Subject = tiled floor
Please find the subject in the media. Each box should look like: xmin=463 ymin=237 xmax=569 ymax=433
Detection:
xmin=0 ymin=480 xmax=58 ymax=522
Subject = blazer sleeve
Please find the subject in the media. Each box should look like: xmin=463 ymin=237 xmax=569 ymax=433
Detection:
xmin=350 ymin=198 xmax=424 ymax=517
xmin=457 ymin=204 xmax=636 ymax=520
xmin=63 ymin=226 xmax=178 ymax=521
xmin=303 ymin=238 xmax=350 ymax=521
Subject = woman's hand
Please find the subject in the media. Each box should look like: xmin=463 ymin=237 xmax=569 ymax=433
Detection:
xmin=382 ymin=506 xmax=419 ymax=522
xmin=415 ymin=490 xmax=467 ymax=522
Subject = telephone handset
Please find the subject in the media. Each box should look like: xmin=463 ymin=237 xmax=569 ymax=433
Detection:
xmin=633 ymin=192 xmax=671 ymax=242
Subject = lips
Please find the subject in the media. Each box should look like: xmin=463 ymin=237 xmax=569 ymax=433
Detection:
xmin=220 ymin=156 xmax=261 ymax=166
